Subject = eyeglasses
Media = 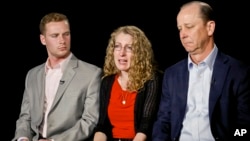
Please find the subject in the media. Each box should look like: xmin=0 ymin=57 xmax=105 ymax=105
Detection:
xmin=113 ymin=45 xmax=133 ymax=53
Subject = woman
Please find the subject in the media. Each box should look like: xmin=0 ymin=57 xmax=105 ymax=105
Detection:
xmin=93 ymin=25 xmax=162 ymax=141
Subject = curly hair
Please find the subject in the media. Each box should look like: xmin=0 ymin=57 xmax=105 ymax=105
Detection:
xmin=103 ymin=25 xmax=158 ymax=91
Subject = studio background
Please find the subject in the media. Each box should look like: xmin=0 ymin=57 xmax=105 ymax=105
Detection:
xmin=6 ymin=0 xmax=249 ymax=140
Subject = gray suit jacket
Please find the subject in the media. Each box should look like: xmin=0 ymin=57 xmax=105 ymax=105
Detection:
xmin=13 ymin=54 xmax=102 ymax=141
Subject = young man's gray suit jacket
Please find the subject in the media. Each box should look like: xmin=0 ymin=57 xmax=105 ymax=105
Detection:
xmin=13 ymin=54 xmax=102 ymax=141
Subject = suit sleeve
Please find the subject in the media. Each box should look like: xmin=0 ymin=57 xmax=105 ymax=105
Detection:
xmin=152 ymin=70 xmax=172 ymax=141
xmin=12 ymin=70 xmax=35 ymax=141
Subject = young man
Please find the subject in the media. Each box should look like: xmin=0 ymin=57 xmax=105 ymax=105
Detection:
xmin=12 ymin=12 xmax=102 ymax=141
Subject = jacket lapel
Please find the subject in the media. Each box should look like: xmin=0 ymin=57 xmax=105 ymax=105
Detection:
xmin=177 ymin=60 xmax=189 ymax=119
xmin=50 ymin=55 xmax=77 ymax=110
xmin=209 ymin=52 xmax=230 ymax=118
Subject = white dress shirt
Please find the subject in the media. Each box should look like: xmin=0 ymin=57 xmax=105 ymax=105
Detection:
xmin=179 ymin=46 xmax=218 ymax=141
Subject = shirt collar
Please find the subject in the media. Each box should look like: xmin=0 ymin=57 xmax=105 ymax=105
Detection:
xmin=188 ymin=44 xmax=218 ymax=71
xmin=45 ymin=53 xmax=72 ymax=73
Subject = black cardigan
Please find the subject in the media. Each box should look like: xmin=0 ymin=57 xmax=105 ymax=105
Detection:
xmin=94 ymin=72 xmax=162 ymax=141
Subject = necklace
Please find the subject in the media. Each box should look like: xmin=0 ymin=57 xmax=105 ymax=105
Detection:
xmin=121 ymin=91 xmax=128 ymax=105
xmin=118 ymin=75 xmax=128 ymax=105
